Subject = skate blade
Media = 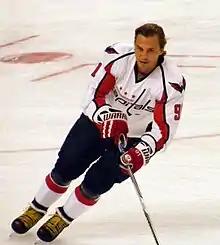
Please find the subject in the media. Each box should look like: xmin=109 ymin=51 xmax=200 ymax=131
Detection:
xmin=9 ymin=231 xmax=16 ymax=238
xmin=9 ymin=230 xmax=22 ymax=238
xmin=34 ymin=238 xmax=50 ymax=244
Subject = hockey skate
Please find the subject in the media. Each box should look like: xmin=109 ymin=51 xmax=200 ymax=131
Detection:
xmin=11 ymin=206 xmax=45 ymax=234
xmin=36 ymin=211 xmax=69 ymax=242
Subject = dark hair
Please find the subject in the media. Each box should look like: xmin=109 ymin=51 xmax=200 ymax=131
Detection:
xmin=135 ymin=23 xmax=167 ymax=49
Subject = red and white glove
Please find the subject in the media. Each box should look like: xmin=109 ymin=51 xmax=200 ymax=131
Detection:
xmin=120 ymin=141 xmax=152 ymax=174
xmin=93 ymin=105 xmax=129 ymax=145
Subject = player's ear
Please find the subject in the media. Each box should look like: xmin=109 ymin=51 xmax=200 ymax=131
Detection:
xmin=160 ymin=49 xmax=166 ymax=56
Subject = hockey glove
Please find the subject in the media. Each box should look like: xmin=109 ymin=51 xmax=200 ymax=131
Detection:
xmin=120 ymin=141 xmax=152 ymax=174
xmin=93 ymin=105 xmax=129 ymax=145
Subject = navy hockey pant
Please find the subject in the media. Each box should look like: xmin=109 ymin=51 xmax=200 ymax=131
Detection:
xmin=53 ymin=113 xmax=139 ymax=196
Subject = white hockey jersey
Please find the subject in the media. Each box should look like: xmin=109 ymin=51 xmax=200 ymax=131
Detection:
xmin=83 ymin=43 xmax=186 ymax=154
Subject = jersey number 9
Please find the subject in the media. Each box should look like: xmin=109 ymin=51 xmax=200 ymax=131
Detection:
xmin=174 ymin=104 xmax=182 ymax=121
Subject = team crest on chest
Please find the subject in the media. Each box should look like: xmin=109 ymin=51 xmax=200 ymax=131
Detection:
xmin=112 ymin=87 xmax=154 ymax=116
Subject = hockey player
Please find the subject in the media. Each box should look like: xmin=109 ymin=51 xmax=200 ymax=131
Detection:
xmin=11 ymin=23 xmax=186 ymax=242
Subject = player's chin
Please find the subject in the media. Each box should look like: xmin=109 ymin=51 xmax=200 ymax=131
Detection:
xmin=139 ymin=62 xmax=152 ymax=72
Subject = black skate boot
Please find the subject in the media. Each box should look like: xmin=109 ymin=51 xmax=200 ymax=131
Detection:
xmin=11 ymin=206 xmax=46 ymax=234
xmin=37 ymin=208 xmax=71 ymax=242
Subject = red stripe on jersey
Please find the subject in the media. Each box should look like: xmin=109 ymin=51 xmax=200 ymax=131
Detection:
xmin=45 ymin=174 xmax=68 ymax=194
xmin=75 ymin=186 xmax=98 ymax=206
xmin=94 ymin=64 xmax=116 ymax=107
xmin=154 ymin=92 xmax=170 ymax=151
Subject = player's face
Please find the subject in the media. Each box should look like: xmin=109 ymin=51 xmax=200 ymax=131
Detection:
xmin=134 ymin=34 xmax=164 ymax=74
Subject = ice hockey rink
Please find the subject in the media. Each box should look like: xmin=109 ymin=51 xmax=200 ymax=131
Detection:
xmin=1 ymin=0 xmax=220 ymax=244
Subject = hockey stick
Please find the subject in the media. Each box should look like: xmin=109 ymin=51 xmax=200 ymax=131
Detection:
xmin=126 ymin=167 xmax=161 ymax=245
xmin=118 ymin=136 xmax=161 ymax=245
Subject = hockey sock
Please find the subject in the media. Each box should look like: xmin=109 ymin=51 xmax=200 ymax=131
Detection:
xmin=32 ymin=173 xmax=69 ymax=210
xmin=59 ymin=184 xmax=99 ymax=220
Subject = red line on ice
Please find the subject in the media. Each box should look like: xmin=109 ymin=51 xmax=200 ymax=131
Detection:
xmin=32 ymin=62 xmax=217 ymax=82
xmin=31 ymin=63 xmax=95 ymax=82
xmin=175 ymin=133 xmax=220 ymax=141
xmin=0 ymin=35 xmax=39 ymax=48
xmin=178 ymin=65 xmax=217 ymax=68
xmin=168 ymin=54 xmax=220 ymax=58
xmin=1 ymin=133 xmax=220 ymax=153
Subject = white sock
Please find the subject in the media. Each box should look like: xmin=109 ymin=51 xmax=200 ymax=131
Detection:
xmin=62 ymin=185 xmax=99 ymax=220
xmin=33 ymin=173 xmax=69 ymax=209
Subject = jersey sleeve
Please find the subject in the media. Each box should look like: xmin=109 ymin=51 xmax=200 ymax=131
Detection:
xmin=82 ymin=45 xmax=118 ymax=121
xmin=82 ymin=43 xmax=133 ymax=121
xmin=141 ymin=76 xmax=186 ymax=155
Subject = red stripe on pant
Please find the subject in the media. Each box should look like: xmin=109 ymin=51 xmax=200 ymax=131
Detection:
xmin=45 ymin=174 xmax=68 ymax=194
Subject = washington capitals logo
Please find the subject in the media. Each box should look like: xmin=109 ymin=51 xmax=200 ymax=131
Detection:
xmin=169 ymin=77 xmax=186 ymax=94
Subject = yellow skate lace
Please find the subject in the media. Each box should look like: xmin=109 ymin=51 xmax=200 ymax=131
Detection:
xmin=19 ymin=207 xmax=44 ymax=228
xmin=43 ymin=213 xmax=69 ymax=237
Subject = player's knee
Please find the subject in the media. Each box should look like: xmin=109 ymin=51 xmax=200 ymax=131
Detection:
xmin=82 ymin=165 xmax=118 ymax=195
xmin=82 ymin=177 xmax=115 ymax=196
xmin=51 ymin=168 xmax=71 ymax=186
xmin=80 ymin=182 xmax=100 ymax=200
